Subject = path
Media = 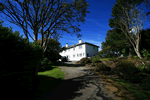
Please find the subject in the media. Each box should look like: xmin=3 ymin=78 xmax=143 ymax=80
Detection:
xmin=35 ymin=61 xmax=133 ymax=100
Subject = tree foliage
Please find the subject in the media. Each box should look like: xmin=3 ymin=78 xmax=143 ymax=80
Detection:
xmin=109 ymin=0 xmax=147 ymax=59
xmin=0 ymin=0 xmax=90 ymax=75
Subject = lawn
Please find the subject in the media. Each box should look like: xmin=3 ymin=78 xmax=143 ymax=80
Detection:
xmin=38 ymin=65 xmax=66 ymax=79
xmin=33 ymin=65 xmax=66 ymax=98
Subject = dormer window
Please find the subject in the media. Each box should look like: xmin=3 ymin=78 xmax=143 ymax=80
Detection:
xmin=93 ymin=47 xmax=95 ymax=49
xmin=79 ymin=45 xmax=82 ymax=49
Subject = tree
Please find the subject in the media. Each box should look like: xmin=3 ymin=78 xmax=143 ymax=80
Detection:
xmin=109 ymin=0 xmax=147 ymax=59
xmin=0 ymin=0 xmax=90 ymax=75
xmin=104 ymin=29 xmax=129 ymax=57
xmin=35 ymin=37 xmax=67 ymax=61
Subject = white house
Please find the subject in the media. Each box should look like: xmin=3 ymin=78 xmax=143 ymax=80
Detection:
xmin=59 ymin=39 xmax=99 ymax=61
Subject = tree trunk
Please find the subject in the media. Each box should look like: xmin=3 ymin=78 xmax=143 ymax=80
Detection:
xmin=135 ymin=48 xmax=143 ymax=59
xmin=135 ymin=38 xmax=143 ymax=59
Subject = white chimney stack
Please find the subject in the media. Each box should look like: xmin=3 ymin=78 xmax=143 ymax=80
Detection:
xmin=79 ymin=39 xmax=82 ymax=43
xmin=66 ymin=43 xmax=68 ymax=47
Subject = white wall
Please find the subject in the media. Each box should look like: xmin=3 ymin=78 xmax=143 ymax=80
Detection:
xmin=85 ymin=44 xmax=99 ymax=57
xmin=59 ymin=44 xmax=86 ymax=61
xmin=59 ymin=43 xmax=99 ymax=61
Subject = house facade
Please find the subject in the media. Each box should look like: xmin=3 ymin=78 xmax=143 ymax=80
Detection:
xmin=59 ymin=39 xmax=99 ymax=61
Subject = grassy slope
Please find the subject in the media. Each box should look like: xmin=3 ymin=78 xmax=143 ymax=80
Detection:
xmin=90 ymin=57 xmax=150 ymax=100
xmin=33 ymin=65 xmax=66 ymax=98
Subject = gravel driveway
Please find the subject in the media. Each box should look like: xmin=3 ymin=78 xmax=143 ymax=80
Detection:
xmin=35 ymin=61 xmax=132 ymax=100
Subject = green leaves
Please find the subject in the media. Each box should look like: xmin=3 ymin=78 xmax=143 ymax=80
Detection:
xmin=141 ymin=48 xmax=150 ymax=59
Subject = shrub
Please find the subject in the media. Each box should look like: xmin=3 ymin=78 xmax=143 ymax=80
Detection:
xmin=40 ymin=57 xmax=52 ymax=69
xmin=109 ymin=57 xmax=118 ymax=62
xmin=92 ymin=58 xmax=100 ymax=63
xmin=0 ymin=20 xmax=44 ymax=97
xmin=44 ymin=50 xmax=61 ymax=62
xmin=115 ymin=60 xmax=142 ymax=83
xmin=90 ymin=56 xmax=96 ymax=62
xmin=0 ymin=20 xmax=44 ymax=74
xmin=80 ymin=57 xmax=91 ymax=65
xmin=95 ymin=55 xmax=101 ymax=59
xmin=133 ymin=56 xmax=138 ymax=59
xmin=141 ymin=48 xmax=150 ymax=60
xmin=61 ymin=56 xmax=67 ymax=62
xmin=96 ymin=63 xmax=111 ymax=72
xmin=138 ymin=62 xmax=150 ymax=73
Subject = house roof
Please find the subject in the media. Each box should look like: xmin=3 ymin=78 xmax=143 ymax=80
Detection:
xmin=63 ymin=42 xmax=99 ymax=49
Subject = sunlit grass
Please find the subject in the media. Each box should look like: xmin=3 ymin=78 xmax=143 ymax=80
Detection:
xmin=38 ymin=66 xmax=66 ymax=79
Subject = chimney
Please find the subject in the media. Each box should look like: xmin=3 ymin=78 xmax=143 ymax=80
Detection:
xmin=79 ymin=39 xmax=82 ymax=43
xmin=66 ymin=43 xmax=68 ymax=47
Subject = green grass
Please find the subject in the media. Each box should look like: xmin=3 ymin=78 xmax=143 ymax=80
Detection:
xmin=38 ymin=66 xmax=66 ymax=79
xmin=92 ymin=57 xmax=150 ymax=100
xmin=33 ymin=65 xmax=66 ymax=98
xmin=109 ymin=77 xmax=150 ymax=100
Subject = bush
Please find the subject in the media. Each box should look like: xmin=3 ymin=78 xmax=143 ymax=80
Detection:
xmin=138 ymin=62 xmax=150 ymax=73
xmin=44 ymin=50 xmax=61 ymax=62
xmin=90 ymin=56 xmax=96 ymax=62
xmin=133 ymin=56 xmax=138 ymax=59
xmin=141 ymin=48 xmax=150 ymax=60
xmin=109 ymin=57 xmax=118 ymax=62
xmin=96 ymin=63 xmax=111 ymax=72
xmin=90 ymin=55 xmax=101 ymax=61
xmin=92 ymin=58 xmax=100 ymax=63
xmin=0 ymin=20 xmax=44 ymax=74
xmin=0 ymin=20 xmax=44 ymax=97
xmin=95 ymin=55 xmax=101 ymax=59
xmin=61 ymin=56 xmax=67 ymax=62
xmin=115 ymin=60 xmax=142 ymax=83
xmin=80 ymin=57 xmax=91 ymax=65
xmin=40 ymin=57 xmax=53 ymax=69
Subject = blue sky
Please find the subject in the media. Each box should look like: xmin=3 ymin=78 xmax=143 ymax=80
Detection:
xmin=0 ymin=0 xmax=150 ymax=52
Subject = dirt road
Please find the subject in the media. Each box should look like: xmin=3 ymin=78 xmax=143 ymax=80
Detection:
xmin=35 ymin=61 xmax=135 ymax=100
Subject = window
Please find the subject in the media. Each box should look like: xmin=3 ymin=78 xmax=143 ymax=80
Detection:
xmin=80 ymin=53 xmax=82 ymax=57
xmin=79 ymin=45 xmax=82 ymax=49
xmin=77 ymin=54 xmax=78 ymax=57
xmin=83 ymin=53 xmax=84 ymax=56
xmin=73 ymin=48 xmax=75 ymax=51
xmin=93 ymin=47 xmax=95 ymax=49
xmin=73 ymin=54 xmax=75 ymax=57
